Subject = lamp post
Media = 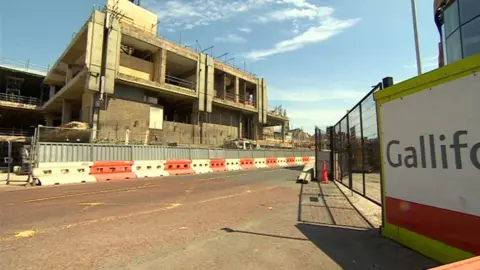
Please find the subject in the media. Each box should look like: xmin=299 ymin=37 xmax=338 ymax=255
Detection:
xmin=411 ymin=0 xmax=422 ymax=75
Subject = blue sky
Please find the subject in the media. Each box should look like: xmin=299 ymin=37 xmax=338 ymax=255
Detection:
xmin=0 ymin=0 xmax=440 ymax=133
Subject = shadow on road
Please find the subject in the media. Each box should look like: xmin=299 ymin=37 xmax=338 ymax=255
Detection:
xmin=221 ymin=227 xmax=309 ymax=241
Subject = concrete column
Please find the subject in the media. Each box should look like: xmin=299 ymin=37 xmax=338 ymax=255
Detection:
xmin=49 ymin=85 xmax=56 ymax=99
xmin=45 ymin=114 xmax=54 ymax=126
xmin=205 ymin=56 xmax=215 ymax=113
xmin=252 ymin=121 xmax=258 ymax=141
xmin=222 ymin=74 xmax=227 ymax=99
xmin=61 ymin=99 xmax=72 ymax=125
xmin=234 ymin=77 xmax=239 ymax=103
xmin=197 ymin=54 xmax=206 ymax=112
xmin=65 ymin=64 xmax=73 ymax=85
xmin=80 ymin=91 xmax=95 ymax=123
xmin=242 ymin=81 xmax=247 ymax=103
xmin=281 ymin=122 xmax=286 ymax=143
xmin=238 ymin=114 xmax=243 ymax=139
xmin=153 ymin=49 xmax=167 ymax=83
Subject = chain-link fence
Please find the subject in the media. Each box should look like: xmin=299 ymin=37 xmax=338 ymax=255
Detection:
xmin=328 ymin=78 xmax=393 ymax=205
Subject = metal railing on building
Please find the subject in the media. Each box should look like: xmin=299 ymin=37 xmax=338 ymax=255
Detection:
xmin=0 ymin=93 xmax=41 ymax=106
xmin=165 ymin=75 xmax=196 ymax=90
xmin=0 ymin=128 xmax=35 ymax=137
xmin=0 ymin=56 xmax=50 ymax=75
xmin=213 ymin=90 xmax=256 ymax=107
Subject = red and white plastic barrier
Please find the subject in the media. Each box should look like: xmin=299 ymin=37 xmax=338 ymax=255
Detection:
xmin=33 ymin=156 xmax=315 ymax=186
xmin=90 ymin=161 xmax=136 ymax=182
xmin=240 ymin=158 xmax=255 ymax=170
xmin=210 ymin=159 xmax=227 ymax=172
xmin=254 ymin=158 xmax=268 ymax=168
xmin=164 ymin=160 xmax=195 ymax=176
xmin=266 ymin=158 xmax=277 ymax=168
xmin=276 ymin=157 xmax=288 ymax=167
xmin=133 ymin=160 xmax=169 ymax=178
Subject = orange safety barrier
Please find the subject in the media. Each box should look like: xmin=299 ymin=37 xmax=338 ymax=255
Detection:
xmin=302 ymin=157 xmax=310 ymax=163
xmin=90 ymin=161 xmax=136 ymax=182
xmin=240 ymin=158 xmax=255 ymax=170
xmin=266 ymin=157 xmax=277 ymax=168
xmin=210 ymin=159 xmax=227 ymax=172
xmin=286 ymin=157 xmax=296 ymax=166
xmin=164 ymin=160 xmax=195 ymax=176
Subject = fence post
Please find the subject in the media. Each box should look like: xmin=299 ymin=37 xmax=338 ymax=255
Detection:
xmin=346 ymin=115 xmax=353 ymax=189
xmin=314 ymin=127 xmax=319 ymax=180
xmin=90 ymin=132 xmax=94 ymax=162
xmin=359 ymin=103 xmax=366 ymax=196
xmin=130 ymin=145 xmax=134 ymax=161
xmin=379 ymin=77 xmax=393 ymax=222
xmin=328 ymin=126 xmax=334 ymax=179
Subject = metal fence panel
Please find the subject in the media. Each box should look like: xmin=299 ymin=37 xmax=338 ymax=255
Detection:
xmin=131 ymin=145 xmax=165 ymax=160
xmin=327 ymin=81 xmax=384 ymax=206
xmin=238 ymin=150 xmax=253 ymax=158
xmin=209 ymin=149 xmax=225 ymax=159
xmin=164 ymin=147 xmax=190 ymax=160
xmin=93 ymin=145 xmax=132 ymax=161
xmin=38 ymin=143 xmax=92 ymax=163
xmin=225 ymin=149 xmax=239 ymax=159
xmin=190 ymin=148 xmax=209 ymax=160
xmin=252 ymin=150 xmax=265 ymax=158
xmin=36 ymin=143 xmax=315 ymax=164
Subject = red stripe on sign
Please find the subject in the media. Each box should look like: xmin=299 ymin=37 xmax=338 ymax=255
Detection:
xmin=386 ymin=197 xmax=480 ymax=255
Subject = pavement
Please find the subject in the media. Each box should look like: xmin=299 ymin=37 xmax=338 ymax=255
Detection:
xmin=0 ymin=167 xmax=438 ymax=270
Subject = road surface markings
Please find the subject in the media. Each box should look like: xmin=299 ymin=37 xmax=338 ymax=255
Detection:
xmin=22 ymin=172 xmax=251 ymax=203
xmin=78 ymin=202 xmax=104 ymax=211
xmin=15 ymin=230 xmax=36 ymax=239
xmin=193 ymin=174 xmax=247 ymax=182
xmin=198 ymin=186 xmax=278 ymax=204
xmin=0 ymin=203 xmax=182 ymax=243
xmin=23 ymin=184 xmax=164 ymax=203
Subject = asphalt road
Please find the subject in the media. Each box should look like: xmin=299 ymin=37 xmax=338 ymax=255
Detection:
xmin=0 ymin=167 xmax=438 ymax=270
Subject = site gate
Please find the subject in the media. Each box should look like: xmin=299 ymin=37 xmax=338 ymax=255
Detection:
xmin=325 ymin=77 xmax=393 ymax=206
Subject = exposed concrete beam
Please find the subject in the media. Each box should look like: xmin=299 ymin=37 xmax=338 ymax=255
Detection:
xmin=42 ymin=69 xmax=86 ymax=111
xmin=61 ymin=99 xmax=72 ymax=124
xmin=44 ymin=21 xmax=88 ymax=84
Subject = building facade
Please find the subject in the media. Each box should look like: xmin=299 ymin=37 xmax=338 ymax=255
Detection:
xmin=435 ymin=0 xmax=480 ymax=66
xmin=41 ymin=0 xmax=289 ymax=146
xmin=0 ymin=58 xmax=49 ymax=141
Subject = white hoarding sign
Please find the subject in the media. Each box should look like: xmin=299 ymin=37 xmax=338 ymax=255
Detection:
xmin=381 ymin=73 xmax=480 ymax=217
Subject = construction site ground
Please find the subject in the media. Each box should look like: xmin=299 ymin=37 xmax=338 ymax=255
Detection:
xmin=0 ymin=167 xmax=438 ymax=269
